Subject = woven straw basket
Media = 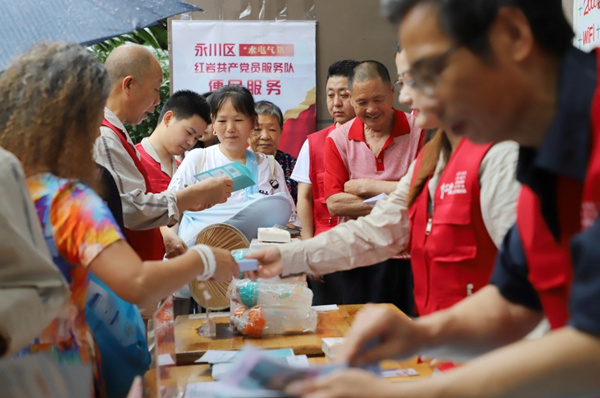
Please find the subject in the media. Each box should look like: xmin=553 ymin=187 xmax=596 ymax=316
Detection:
xmin=188 ymin=223 xmax=249 ymax=310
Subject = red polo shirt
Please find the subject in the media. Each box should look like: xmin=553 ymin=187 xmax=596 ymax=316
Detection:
xmin=324 ymin=108 xmax=421 ymax=199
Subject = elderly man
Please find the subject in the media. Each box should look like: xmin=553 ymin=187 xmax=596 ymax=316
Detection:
xmin=94 ymin=43 xmax=232 ymax=261
xmin=275 ymin=1 xmax=600 ymax=397
xmin=290 ymin=59 xmax=359 ymax=305
xmin=321 ymin=60 xmax=422 ymax=310
xmin=92 ymin=44 xmax=233 ymax=396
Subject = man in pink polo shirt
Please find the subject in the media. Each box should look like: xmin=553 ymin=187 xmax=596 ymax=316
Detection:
xmin=324 ymin=60 xmax=422 ymax=313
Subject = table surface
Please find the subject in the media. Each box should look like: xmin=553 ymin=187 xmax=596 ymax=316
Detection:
xmin=144 ymin=356 xmax=434 ymax=398
xmin=146 ymin=304 xmax=433 ymax=398
xmin=174 ymin=304 xmax=396 ymax=365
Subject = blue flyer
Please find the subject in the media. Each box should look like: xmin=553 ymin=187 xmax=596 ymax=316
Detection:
xmin=194 ymin=161 xmax=256 ymax=192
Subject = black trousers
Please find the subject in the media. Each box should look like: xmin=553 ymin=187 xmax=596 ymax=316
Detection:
xmin=310 ymin=258 xmax=415 ymax=317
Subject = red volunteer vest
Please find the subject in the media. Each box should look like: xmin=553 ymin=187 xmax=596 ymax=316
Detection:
xmin=101 ymin=119 xmax=165 ymax=261
xmin=517 ymin=50 xmax=600 ymax=330
xmin=135 ymin=142 xmax=179 ymax=194
xmin=408 ymin=138 xmax=497 ymax=316
xmin=308 ymin=125 xmax=339 ymax=235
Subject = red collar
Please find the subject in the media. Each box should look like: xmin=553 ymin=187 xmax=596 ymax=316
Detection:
xmin=347 ymin=108 xmax=410 ymax=142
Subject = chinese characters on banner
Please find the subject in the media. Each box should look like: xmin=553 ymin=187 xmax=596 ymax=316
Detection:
xmin=172 ymin=21 xmax=317 ymax=157
xmin=573 ymin=0 xmax=600 ymax=51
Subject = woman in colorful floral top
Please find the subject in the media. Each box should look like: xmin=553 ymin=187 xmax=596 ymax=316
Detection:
xmin=0 ymin=42 xmax=240 ymax=397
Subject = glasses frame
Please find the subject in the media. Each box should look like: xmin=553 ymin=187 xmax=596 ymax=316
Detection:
xmin=404 ymin=42 xmax=462 ymax=96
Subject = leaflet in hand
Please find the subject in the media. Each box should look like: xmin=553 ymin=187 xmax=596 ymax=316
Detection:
xmin=194 ymin=161 xmax=255 ymax=192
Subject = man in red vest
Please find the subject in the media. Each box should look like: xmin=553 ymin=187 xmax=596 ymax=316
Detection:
xmin=291 ymin=59 xmax=358 ymax=305
xmin=135 ymin=90 xmax=212 ymax=258
xmin=94 ymin=44 xmax=233 ymax=262
xmin=292 ymin=60 xmax=359 ymax=240
xmin=276 ymin=1 xmax=600 ymax=397
xmin=136 ymin=90 xmax=210 ymax=194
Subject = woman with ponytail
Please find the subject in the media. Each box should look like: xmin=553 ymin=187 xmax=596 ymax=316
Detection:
xmin=249 ymin=49 xmax=521 ymax=318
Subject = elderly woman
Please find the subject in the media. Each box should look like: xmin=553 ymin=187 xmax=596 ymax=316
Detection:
xmin=250 ymin=100 xmax=298 ymax=203
xmin=0 ymin=41 xmax=239 ymax=397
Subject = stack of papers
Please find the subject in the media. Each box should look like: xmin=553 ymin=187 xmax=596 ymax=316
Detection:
xmin=186 ymin=345 xmax=421 ymax=397
xmin=196 ymin=348 xmax=310 ymax=382
xmin=187 ymin=346 xmax=344 ymax=396
xmin=196 ymin=348 xmax=295 ymax=364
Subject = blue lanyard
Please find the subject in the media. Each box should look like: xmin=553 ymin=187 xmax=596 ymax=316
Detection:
xmin=244 ymin=149 xmax=258 ymax=198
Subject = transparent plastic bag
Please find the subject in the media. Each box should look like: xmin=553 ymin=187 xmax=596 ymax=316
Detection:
xmin=227 ymin=278 xmax=313 ymax=308
xmin=230 ymin=304 xmax=317 ymax=337
xmin=227 ymin=277 xmax=316 ymax=337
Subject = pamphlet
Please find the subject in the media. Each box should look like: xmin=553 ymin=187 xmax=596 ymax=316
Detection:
xmin=363 ymin=193 xmax=388 ymax=207
xmin=194 ymin=161 xmax=255 ymax=192
xmin=220 ymin=346 xmax=346 ymax=391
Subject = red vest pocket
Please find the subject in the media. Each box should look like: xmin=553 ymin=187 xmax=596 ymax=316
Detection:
xmin=428 ymin=201 xmax=477 ymax=262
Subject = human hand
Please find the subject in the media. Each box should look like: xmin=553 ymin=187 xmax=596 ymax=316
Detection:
xmin=343 ymin=179 xmax=371 ymax=198
xmin=178 ymin=176 xmax=233 ymax=212
xmin=244 ymin=247 xmax=283 ymax=279
xmin=188 ymin=202 xmax=214 ymax=212
xmin=337 ymin=304 xmax=421 ymax=366
xmin=286 ymin=368 xmax=392 ymax=398
xmin=209 ymin=247 xmax=240 ymax=281
xmin=194 ymin=176 xmax=234 ymax=205
xmin=163 ymin=231 xmax=187 ymax=259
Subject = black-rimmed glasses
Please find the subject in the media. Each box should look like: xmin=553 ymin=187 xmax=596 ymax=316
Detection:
xmin=404 ymin=42 xmax=461 ymax=96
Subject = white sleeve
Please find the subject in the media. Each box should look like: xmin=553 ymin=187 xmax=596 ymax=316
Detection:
xmin=279 ymin=159 xmax=416 ymax=276
xmin=94 ymin=127 xmax=180 ymax=230
xmin=479 ymin=141 xmax=521 ymax=248
xmin=168 ymin=148 xmax=204 ymax=192
xmin=290 ymin=139 xmax=311 ymax=184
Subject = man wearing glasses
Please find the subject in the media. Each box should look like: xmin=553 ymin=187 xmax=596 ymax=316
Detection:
xmin=281 ymin=1 xmax=600 ymax=397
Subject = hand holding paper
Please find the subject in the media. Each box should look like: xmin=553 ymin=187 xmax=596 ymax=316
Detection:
xmin=183 ymin=176 xmax=234 ymax=212
xmin=195 ymin=162 xmax=255 ymax=192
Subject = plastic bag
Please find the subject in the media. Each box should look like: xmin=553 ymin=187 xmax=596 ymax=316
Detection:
xmin=227 ymin=278 xmax=316 ymax=337
xmin=228 ymin=278 xmax=313 ymax=308
xmin=230 ymin=304 xmax=317 ymax=337
xmin=85 ymin=275 xmax=150 ymax=398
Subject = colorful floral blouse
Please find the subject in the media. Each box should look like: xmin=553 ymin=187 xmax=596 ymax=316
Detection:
xmin=275 ymin=150 xmax=298 ymax=204
xmin=20 ymin=173 xmax=123 ymax=394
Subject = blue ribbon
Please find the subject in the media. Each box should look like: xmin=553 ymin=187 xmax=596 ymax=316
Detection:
xmin=244 ymin=149 xmax=258 ymax=198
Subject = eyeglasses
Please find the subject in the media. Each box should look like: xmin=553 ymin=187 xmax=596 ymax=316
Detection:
xmin=404 ymin=43 xmax=461 ymax=96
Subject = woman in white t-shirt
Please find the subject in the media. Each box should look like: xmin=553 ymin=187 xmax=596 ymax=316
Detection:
xmin=168 ymin=86 xmax=295 ymax=247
